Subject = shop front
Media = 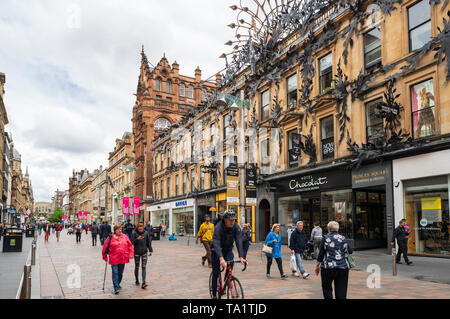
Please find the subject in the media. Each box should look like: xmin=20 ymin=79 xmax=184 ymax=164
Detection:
xmin=271 ymin=162 xmax=392 ymax=249
xmin=393 ymin=149 xmax=450 ymax=257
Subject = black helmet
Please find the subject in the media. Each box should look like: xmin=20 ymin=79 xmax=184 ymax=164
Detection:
xmin=223 ymin=209 xmax=237 ymax=220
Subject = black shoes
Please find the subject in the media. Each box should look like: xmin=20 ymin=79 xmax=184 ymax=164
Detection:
xmin=135 ymin=280 xmax=140 ymax=286
xmin=141 ymin=282 xmax=148 ymax=289
xmin=406 ymin=261 xmax=413 ymax=265
xmin=396 ymin=261 xmax=402 ymax=264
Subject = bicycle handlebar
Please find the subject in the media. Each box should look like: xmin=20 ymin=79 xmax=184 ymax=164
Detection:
xmin=220 ymin=260 xmax=248 ymax=272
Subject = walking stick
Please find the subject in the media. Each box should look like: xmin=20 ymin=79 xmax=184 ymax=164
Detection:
xmin=102 ymin=259 xmax=108 ymax=291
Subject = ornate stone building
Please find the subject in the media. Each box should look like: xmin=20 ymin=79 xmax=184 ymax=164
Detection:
xmin=131 ymin=48 xmax=216 ymax=220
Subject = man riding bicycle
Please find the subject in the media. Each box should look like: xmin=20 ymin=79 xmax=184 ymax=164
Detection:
xmin=210 ymin=209 xmax=246 ymax=299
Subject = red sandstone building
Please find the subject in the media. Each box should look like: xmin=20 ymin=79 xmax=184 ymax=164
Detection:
xmin=132 ymin=48 xmax=216 ymax=220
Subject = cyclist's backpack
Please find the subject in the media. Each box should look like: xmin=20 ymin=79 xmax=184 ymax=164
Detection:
xmin=104 ymin=235 xmax=113 ymax=255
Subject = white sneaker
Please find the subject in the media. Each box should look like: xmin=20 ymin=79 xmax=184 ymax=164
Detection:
xmin=292 ymin=272 xmax=300 ymax=277
xmin=302 ymin=272 xmax=310 ymax=279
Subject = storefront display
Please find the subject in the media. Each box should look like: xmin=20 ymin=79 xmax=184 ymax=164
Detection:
xmin=151 ymin=209 xmax=169 ymax=228
xmin=172 ymin=207 xmax=194 ymax=236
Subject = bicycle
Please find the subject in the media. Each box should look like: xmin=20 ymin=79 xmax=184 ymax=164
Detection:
xmin=209 ymin=260 xmax=247 ymax=299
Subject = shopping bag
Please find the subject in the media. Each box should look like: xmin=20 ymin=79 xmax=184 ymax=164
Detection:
xmin=290 ymin=254 xmax=297 ymax=272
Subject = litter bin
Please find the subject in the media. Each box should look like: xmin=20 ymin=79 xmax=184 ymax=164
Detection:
xmin=152 ymin=227 xmax=161 ymax=241
xmin=25 ymin=227 xmax=35 ymax=238
xmin=3 ymin=228 xmax=24 ymax=252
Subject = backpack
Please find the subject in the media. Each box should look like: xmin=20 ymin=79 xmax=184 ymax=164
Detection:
xmin=242 ymin=230 xmax=250 ymax=242
xmin=105 ymin=235 xmax=113 ymax=255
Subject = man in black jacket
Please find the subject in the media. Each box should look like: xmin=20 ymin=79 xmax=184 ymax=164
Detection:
xmin=131 ymin=222 xmax=153 ymax=289
xmin=289 ymin=221 xmax=310 ymax=278
xmin=100 ymin=221 xmax=112 ymax=245
xmin=391 ymin=219 xmax=412 ymax=265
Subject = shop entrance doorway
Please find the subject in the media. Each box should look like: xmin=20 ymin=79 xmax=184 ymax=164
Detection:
xmin=300 ymin=196 xmax=321 ymax=236
xmin=259 ymin=199 xmax=271 ymax=240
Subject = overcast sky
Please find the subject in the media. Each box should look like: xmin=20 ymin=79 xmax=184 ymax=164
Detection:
xmin=0 ymin=0 xmax=237 ymax=202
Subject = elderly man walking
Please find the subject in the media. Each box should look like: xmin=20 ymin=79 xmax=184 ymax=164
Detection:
xmin=289 ymin=221 xmax=310 ymax=279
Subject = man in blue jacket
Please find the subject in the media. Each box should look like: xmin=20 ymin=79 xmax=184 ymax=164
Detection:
xmin=289 ymin=221 xmax=310 ymax=279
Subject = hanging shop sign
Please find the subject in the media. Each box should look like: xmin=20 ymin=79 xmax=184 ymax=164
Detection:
xmin=122 ymin=197 xmax=130 ymax=215
xmin=133 ymin=198 xmax=140 ymax=215
xmin=351 ymin=162 xmax=391 ymax=188
xmin=246 ymin=167 xmax=257 ymax=205
xmin=227 ymin=166 xmax=239 ymax=204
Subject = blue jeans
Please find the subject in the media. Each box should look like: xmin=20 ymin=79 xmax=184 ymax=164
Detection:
xmin=294 ymin=253 xmax=306 ymax=275
xmin=211 ymin=249 xmax=234 ymax=297
xmin=111 ymin=264 xmax=125 ymax=292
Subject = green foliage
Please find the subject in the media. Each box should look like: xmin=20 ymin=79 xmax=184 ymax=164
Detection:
xmin=48 ymin=207 xmax=63 ymax=223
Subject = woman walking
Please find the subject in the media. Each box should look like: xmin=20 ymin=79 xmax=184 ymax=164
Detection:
xmin=75 ymin=222 xmax=82 ymax=243
xmin=44 ymin=223 xmax=51 ymax=242
xmin=131 ymin=222 xmax=153 ymax=289
xmin=264 ymin=224 xmax=288 ymax=279
xmin=315 ymin=221 xmax=353 ymax=299
xmin=102 ymin=224 xmax=134 ymax=294
xmin=242 ymin=224 xmax=251 ymax=260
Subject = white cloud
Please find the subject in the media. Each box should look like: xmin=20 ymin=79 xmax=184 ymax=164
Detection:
xmin=0 ymin=0 xmax=236 ymax=201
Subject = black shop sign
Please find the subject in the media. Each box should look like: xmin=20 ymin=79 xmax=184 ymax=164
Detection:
xmin=277 ymin=169 xmax=351 ymax=194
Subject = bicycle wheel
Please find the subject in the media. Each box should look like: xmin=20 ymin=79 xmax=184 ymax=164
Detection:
xmin=226 ymin=276 xmax=244 ymax=299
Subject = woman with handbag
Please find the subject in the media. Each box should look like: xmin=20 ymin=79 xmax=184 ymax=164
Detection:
xmin=314 ymin=221 xmax=353 ymax=299
xmin=264 ymin=224 xmax=288 ymax=279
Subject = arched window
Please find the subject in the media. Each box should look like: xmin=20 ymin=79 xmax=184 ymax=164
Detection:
xmin=156 ymin=78 xmax=161 ymax=91
xmin=202 ymin=88 xmax=207 ymax=101
xmin=188 ymin=85 xmax=194 ymax=98
xmin=180 ymin=83 xmax=185 ymax=97
xmin=166 ymin=80 xmax=172 ymax=94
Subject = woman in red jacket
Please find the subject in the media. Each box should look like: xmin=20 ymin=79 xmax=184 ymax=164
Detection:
xmin=102 ymin=224 xmax=134 ymax=294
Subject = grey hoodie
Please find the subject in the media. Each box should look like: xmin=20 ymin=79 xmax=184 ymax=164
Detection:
xmin=311 ymin=226 xmax=323 ymax=241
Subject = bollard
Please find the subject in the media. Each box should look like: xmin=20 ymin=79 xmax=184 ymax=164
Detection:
xmin=392 ymin=247 xmax=397 ymax=276
xmin=23 ymin=265 xmax=32 ymax=299
xmin=31 ymin=243 xmax=36 ymax=266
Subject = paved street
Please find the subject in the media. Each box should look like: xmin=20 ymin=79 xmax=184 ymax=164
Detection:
xmin=37 ymin=230 xmax=450 ymax=299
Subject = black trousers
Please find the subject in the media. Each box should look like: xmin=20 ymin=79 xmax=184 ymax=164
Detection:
xmin=92 ymin=234 xmax=97 ymax=246
xmin=321 ymin=268 xmax=349 ymax=299
xmin=266 ymin=256 xmax=284 ymax=276
xmin=396 ymin=240 xmax=410 ymax=263
xmin=76 ymin=233 xmax=81 ymax=242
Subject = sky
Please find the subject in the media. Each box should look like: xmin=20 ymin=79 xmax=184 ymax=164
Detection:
xmin=0 ymin=0 xmax=237 ymax=202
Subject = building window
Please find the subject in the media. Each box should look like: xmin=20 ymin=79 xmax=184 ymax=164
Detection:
xmin=364 ymin=27 xmax=382 ymax=72
xmin=260 ymin=137 xmax=270 ymax=171
xmin=411 ymin=78 xmax=435 ymax=138
xmin=166 ymin=80 xmax=172 ymax=94
xmin=319 ymin=53 xmax=332 ymax=93
xmin=223 ymin=114 xmax=230 ymax=139
xmin=287 ymin=74 xmax=298 ymax=108
xmin=156 ymin=78 xmax=161 ymax=91
xmin=408 ymin=0 xmax=431 ymax=52
xmin=365 ymin=99 xmax=384 ymax=144
xmin=167 ymin=177 xmax=171 ymax=198
xmin=200 ymin=170 xmax=205 ymax=191
xmin=288 ymin=129 xmax=300 ymax=168
xmin=175 ymin=175 xmax=179 ymax=196
xmin=202 ymin=88 xmax=207 ymax=101
xmin=188 ymin=85 xmax=194 ymax=99
xmin=261 ymin=90 xmax=270 ymax=121
xmin=180 ymin=83 xmax=185 ymax=97
xmin=210 ymin=123 xmax=216 ymax=157
xmin=160 ymin=181 xmax=163 ymax=200
xmin=320 ymin=115 xmax=334 ymax=160
xmin=223 ymin=155 xmax=227 ymax=185
xmin=182 ymin=172 xmax=186 ymax=195
xmin=191 ymin=168 xmax=195 ymax=192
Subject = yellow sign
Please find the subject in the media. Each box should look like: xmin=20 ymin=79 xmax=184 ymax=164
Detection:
xmin=421 ymin=197 xmax=441 ymax=210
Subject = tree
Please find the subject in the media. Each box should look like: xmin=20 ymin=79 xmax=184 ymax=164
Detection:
xmin=48 ymin=207 xmax=63 ymax=223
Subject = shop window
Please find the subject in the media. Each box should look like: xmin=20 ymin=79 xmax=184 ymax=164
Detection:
xmin=365 ymin=98 xmax=384 ymax=144
xmin=180 ymin=83 xmax=185 ymax=97
xmin=404 ymin=175 xmax=449 ymax=256
xmin=166 ymin=80 xmax=172 ymax=94
xmin=287 ymin=74 xmax=297 ymax=108
xmin=319 ymin=53 xmax=332 ymax=93
xmin=320 ymin=116 xmax=334 ymax=160
xmin=364 ymin=27 xmax=382 ymax=72
xmin=411 ymin=79 xmax=435 ymax=139
xmin=155 ymin=78 xmax=162 ymax=91
xmin=321 ymin=190 xmax=353 ymax=239
xmin=288 ymin=129 xmax=300 ymax=168
xmin=261 ymin=90 xmax=270 ymax=121
xmin=355 ymin=190 xmax=386 ymax=241
xmin=408 ymin=0 xmax=431 ymax=52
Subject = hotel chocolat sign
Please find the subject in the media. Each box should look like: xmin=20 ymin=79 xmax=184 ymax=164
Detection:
xmin=352 ymin=162 xmax=391 ymax=188
xmin=282 ymin=170 xmax=350 ymax=194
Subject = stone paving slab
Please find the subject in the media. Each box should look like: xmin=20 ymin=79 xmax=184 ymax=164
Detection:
xmin=38 ymin=230 xmax=450 ymax=299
